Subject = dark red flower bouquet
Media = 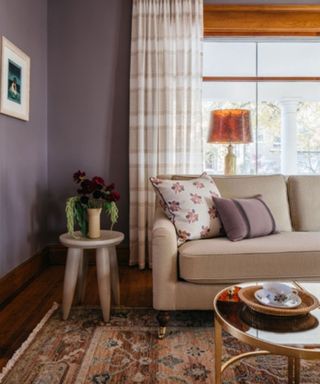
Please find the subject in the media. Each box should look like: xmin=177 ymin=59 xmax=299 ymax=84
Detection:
xmin=66 ymin=170 xmax=120 ymax=237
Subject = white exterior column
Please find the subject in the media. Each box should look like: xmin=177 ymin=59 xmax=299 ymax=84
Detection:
xmin=280 ymin=98 xmax=299 ymax=175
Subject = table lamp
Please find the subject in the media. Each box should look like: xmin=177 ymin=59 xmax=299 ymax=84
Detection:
xmin=207 ymin=109 xmax=252 ymax=175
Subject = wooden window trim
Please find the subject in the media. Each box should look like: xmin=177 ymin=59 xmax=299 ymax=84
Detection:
xmin=203 ymin=77 xmax=320 ymax=82
xmin=204 ymin=5 xmax=320 ymax=37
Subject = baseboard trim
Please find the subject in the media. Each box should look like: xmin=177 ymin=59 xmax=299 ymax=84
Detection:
xmin=48 ymin=244 xmax=130 ymax=266
xmin=0 ymin=243 xmax=130 ymax=308
xmin=0 ymin=249 xmax=49 ymax=308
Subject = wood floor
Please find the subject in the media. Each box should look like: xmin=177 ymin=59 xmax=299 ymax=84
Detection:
xmin=0 ymin=265 xmax=152 ymax=370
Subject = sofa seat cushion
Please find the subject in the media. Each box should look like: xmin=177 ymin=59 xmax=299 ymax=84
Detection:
xmin=178 ymin=232 xmax=320 ymax=284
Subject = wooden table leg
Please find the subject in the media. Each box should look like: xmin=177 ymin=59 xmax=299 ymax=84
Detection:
xmin=110 ymin=246 xmax=120 ymax=305
xmin=76 ymin=252 xmax=88 ymax=304
xmin=96 ymin=247 xmax=111 ymax=322
xmin=62 ymin=248 xmax=82 ymax=320
xmin=215 ymin=316 xmax=223 ymax=384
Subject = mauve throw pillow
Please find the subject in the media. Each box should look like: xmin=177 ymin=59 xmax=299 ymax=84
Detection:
xmin=213 ymin=195 xmax=276 ymax=241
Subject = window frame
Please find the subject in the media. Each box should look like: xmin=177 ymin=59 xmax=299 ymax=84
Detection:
xmin=202 ymin=39 xmax=320 ymax=175
xmin=203 ymin=4 xmax=320 ymax=38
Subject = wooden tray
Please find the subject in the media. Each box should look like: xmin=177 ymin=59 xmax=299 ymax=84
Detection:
xmin=238 ymin=285 xmax=319 ymax=317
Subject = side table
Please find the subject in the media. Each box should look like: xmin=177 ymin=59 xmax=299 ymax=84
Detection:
xmin=59 ymin=230 xmax=124 ymax=322
xmin=213 ymin=282 xmax=320 ymax=384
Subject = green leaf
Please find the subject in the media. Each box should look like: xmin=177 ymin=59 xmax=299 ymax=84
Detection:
xmin=103 ymin=201 xmax=119 ymax=229
xmin=66 ymin=195 xmax=119 ymax=237
xmin=65 ymin=196 xmax=80 ymax=237
xmin=75 ymin=201 xmax=87 ymax=236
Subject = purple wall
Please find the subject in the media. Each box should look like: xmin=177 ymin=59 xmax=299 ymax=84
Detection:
xmin=47 ymin=0 xmax=131 ymax=244
xmin=0 ymin=0 xmax=48 ymax=278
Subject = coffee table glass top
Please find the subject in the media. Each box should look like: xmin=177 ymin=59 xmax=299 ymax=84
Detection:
xmin=214 ymin=282 xmax=320 ymax=352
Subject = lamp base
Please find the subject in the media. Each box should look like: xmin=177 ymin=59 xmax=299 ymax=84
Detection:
xmin=224 ymin=144 xmax=236 ymax=175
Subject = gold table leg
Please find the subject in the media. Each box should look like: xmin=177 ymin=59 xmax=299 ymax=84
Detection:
xmin=288 ymin=357 xmax=294 ymax=384
xmin=214 ymin=316 xmax=270 ymax=383
xmin=294 ymin=358 xmax=300 ymax=384
xmin=215 ymin=315 xmax=302 ymax=384
xmin=214 ymin=316 xmax=223 ymax=384
xmin=288 ymin=356 xmax=301 ymax=384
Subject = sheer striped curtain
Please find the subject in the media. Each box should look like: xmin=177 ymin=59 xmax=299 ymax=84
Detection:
xmin=129 ymin=0 xmax=203 ymax=269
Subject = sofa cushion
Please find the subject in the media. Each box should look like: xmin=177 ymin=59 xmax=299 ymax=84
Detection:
xmin=212 ymin=175 xmax=292 ymax=232
xmin=178 ymin=232 xmax=320 ymax=284
xmin=163 ymin=175 xmax=292 ymax=232
xmin=150 ymin=173 xmax=222 ymax=243
xmin=288 ymin=176 xmax=320 ymax=231
xmin=213 ymin=195 xmax=276 ymax=241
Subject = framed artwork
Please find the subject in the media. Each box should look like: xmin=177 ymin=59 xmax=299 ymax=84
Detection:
xmin=0 ymin=37 xmax=30 ymax=121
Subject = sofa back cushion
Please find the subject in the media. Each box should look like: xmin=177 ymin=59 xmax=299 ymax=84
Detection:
xmin=213 ymin=175 xmax=292 ymax=232
xmin=161 ymin=174 xmax=292 ymax=232
xmin=288 ymin=176 xmax=320 ymax=231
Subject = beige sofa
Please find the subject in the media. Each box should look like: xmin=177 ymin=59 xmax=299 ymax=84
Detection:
xmin=152 ymin=175 xmax=320 ymax=336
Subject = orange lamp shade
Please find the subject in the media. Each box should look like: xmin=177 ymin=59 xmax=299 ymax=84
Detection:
xmin=207 ymin=109 xmax=252 ymax=144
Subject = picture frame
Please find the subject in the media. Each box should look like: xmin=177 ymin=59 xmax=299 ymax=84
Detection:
xmin=0 ymin=36 xmax=30 ymax=121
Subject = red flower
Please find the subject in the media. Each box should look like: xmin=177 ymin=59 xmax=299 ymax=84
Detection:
xmin=105 ymin=183 xmax=115 ymax=191
xmin=73 ymin=170 xmax=86 ymax=183
xmin=112 ymin=191 xmax=120 ymax=201
xmin=105 ymin=190 xmax=120 ymax=202
xmin=93 ymin=190 xmax=102 ymax=199
xmin=72 ymin=171 xmax=120 ymax=203
xmin=78 ymin=179 xmax=95 ymax=194
xmin=92 ymin=176 xmax=105 ymax=186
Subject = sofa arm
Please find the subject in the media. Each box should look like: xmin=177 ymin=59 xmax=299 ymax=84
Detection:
xmin=152 ymin=207 xmax=178 ymax=310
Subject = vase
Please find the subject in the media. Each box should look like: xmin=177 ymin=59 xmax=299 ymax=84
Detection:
xmin=87 ymin=208 xmax=102 ymax=239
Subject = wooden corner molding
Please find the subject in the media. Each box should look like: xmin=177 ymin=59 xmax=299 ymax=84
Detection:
xmin=0 ymin=244 xmax=130 ymax=309
xmin=0 ymin=249 xmax=49 ymax=307
xmin=204 ymin=5 xmax=320 ymax=37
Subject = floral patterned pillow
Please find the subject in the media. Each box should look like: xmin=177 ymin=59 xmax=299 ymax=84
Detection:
xmin=150 ymin=173 xmax=222 ymax=243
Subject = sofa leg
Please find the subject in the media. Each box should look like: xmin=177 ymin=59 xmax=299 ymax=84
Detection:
xmin=157 ymin=311 xmax=170 ymax=339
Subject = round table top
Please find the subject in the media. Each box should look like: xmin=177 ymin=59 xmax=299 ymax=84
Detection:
xmin=214 ymin=282 xmax=320 ymax=359
xmin=59 ymin=230 xmax=124 ymax=249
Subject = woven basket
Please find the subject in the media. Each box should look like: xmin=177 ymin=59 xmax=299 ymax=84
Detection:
xmin=240 ymin=306 xmax=318 ymax=332
xmin=238 ymin=285 xmax=319 ymax=317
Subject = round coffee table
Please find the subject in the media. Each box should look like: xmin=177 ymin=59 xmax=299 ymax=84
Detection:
xmin=214 ymin=282 xmax=320 ymax=384
xmin=60 ymin=230 xmax=124 ymax=322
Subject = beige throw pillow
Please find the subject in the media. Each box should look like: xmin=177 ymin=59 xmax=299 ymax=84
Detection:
xmin=150 ymin=173 xmax=222 ymax=243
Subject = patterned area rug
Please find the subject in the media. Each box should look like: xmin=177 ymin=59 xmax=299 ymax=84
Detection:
xmin=1 ymin=304 xmax=319 ymax=383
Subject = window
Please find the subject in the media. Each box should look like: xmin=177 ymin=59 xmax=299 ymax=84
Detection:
xmin=203 ymin=41 xmax=320 ymax=175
